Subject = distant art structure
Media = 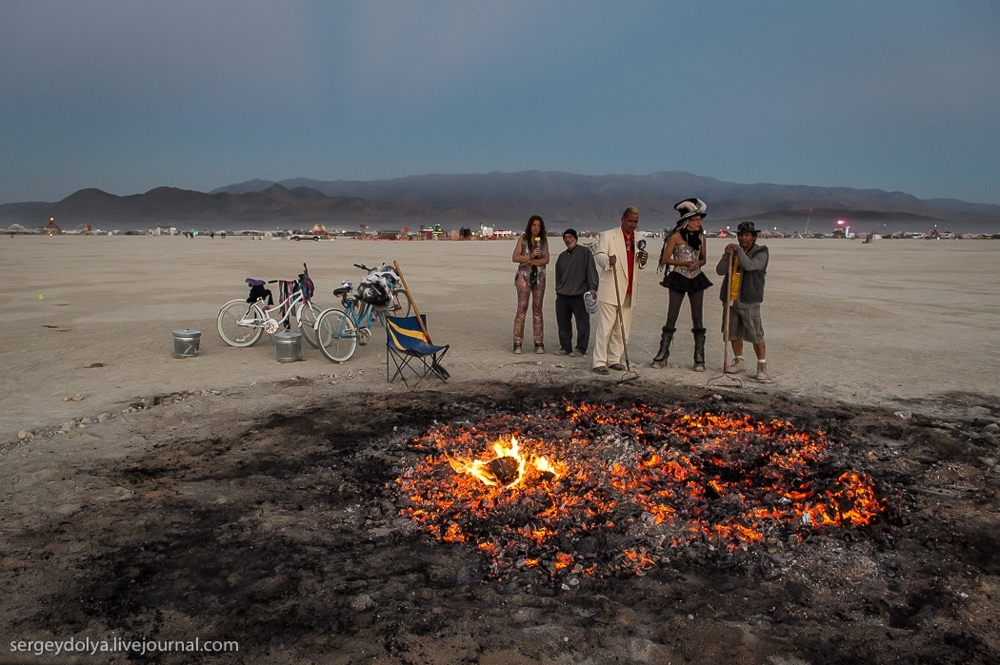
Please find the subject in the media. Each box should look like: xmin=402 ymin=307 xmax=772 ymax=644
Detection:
xmin=42 ymin=218 xmax=63 ymax=235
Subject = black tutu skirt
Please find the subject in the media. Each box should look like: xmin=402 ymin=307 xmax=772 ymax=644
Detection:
xmin=662 ymin=270 xmax=713 ymax=293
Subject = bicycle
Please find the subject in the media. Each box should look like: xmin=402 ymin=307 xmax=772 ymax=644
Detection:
xmin=217 ymin=263 xmax=323 ymax=348
xmin=315 ymin=263 xmax=412 ymax=363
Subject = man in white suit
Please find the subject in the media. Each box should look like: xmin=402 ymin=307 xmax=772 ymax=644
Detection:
xmin=592 ymin=206 xmax=648 ymax=373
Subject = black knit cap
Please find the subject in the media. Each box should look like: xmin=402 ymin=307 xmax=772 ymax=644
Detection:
xmin=563 ymin=228 xmax=578 ymax=239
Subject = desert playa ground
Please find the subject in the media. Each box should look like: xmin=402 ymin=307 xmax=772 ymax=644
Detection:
xmin=2 ymin=234 xmax=1000 ymax=664
xmin=3 ymin=234 xmax=998 ymax=440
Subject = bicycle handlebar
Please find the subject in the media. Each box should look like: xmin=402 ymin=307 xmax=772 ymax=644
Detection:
xmin=354 ymin=263 xmax=369 ymax=271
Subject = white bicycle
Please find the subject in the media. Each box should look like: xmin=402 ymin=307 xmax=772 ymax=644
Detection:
xmin=217 ymin=263 xmax=322 ymax=348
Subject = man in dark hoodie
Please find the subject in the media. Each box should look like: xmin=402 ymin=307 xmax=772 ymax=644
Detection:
xmin=716 ymin=221 xmax=770 ymax=381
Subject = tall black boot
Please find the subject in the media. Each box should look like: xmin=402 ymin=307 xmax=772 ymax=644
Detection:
xmin=651 ymin=327 xmax=675 ymax=368
xmin=692 ymin=328 xmax=707 ymax=372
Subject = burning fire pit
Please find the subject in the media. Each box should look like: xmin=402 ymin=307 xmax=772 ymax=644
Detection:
xmin=397 ymin=401 xmax=885 ymax=580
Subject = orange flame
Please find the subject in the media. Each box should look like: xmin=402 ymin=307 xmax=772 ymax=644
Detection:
xmin=448 ymin=435 xmax=565 ymax=489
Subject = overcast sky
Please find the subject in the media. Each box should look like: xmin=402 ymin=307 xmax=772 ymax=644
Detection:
xmin=1 ymin=1 xmax=998 ymax=205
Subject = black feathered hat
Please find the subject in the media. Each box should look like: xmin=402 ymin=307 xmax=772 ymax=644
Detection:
xmin=674 ymin=198 xmax=707 ymax=224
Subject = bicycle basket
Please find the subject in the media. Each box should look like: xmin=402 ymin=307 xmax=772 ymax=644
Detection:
xmin=357 ymin=280 xmax=391 ymax=306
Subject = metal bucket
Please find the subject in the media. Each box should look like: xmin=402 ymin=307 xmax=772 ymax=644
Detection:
xmin=274 ymin=331 xmax=302 ymax=363
xmin=172 ymin=329 xmax=201 ymax=358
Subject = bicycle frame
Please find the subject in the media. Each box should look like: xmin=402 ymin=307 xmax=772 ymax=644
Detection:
xmin=338 ymin=294 xmax=386 ymax=338
xmin=243 ymin=289 xmax=309 ymax=334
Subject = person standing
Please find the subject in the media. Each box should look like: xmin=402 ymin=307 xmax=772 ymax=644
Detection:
xmin=591 ymin=207 xmax=648 ymax=374
xmin=554 ymin=229 xmax=599 ymax=357
xmin=511 ymin=215 xmax=550 ymax=354
xmin=652 ymin=198 xmax=713 ymax=371
xmin=716 ymin=221 xmax=770 ymax=381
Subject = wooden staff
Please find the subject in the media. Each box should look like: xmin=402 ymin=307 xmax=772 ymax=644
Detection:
xmin=707 ymin=252 xmax=743 ymax=387
xmin=722 ymin=252 xmax=736 ymax=373
xmin=392 ymin=261 xmax=432 ymax=342
xmin=393 ymin=261 xmax=450 ymax=381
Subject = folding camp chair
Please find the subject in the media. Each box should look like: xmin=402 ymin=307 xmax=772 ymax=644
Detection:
xmin=385 ymin=315 xmax=450 ymax=387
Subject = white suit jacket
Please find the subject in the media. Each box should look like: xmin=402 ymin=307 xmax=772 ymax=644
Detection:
xmin=593 ymin=227 xmax=645 ymax=306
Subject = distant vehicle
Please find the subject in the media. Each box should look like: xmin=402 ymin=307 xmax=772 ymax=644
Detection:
xmin=288 ymin=232 xmax=321 ymax=241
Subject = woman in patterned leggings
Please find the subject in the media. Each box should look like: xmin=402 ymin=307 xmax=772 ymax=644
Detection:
xmin=511 ymin=215 xmax=550 ymax=354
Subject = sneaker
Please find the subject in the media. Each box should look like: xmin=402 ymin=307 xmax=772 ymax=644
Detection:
xmin=557 ymin=349 xmax=570 ymax=356
xmin=592 ymin=365 xmax=609 ymax=374
xmin=755 ymin=361 xmax=770 ymax=382
xmin=726 ymin=358 xmax=745 ymax=374
xmin=609 ymin=363 xmax=626 ymax=371
xmin=513 ymin=344 xmax=522 ymax=354
xmin=570 ymin=350 xmax=584 ymax=358
xmin=535 ymin=344 xmax=545 ymax=354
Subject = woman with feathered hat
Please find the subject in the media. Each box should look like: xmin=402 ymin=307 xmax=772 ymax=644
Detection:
xmin=653 ymin=198 xmax=713 ymax=371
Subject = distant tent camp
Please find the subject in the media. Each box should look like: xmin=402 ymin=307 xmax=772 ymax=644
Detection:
xmin=41 ymin=219 xmax=63 ymax=235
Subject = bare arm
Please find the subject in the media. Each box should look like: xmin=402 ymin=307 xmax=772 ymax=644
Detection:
xmin=512 ymin=236 xmax=531 ymax=265
xmin=660 ymin=233 xmax=679 ymax=265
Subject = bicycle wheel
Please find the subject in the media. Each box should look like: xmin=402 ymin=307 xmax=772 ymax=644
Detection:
xmin=295 ymin=301 xmax=323 ymax=349
xmin=217 ymin=300 xmax=264 ymax=347
xmin=390 ymin=289 xmax=412 ymax=317
xmin=316 ymin=308 xmax=358 ymax=363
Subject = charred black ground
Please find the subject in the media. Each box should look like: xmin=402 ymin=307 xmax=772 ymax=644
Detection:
xmin=5 ymin=382 xmax=1000 ymax=664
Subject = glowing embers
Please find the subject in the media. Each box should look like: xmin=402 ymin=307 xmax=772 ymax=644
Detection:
xmin=396 ymin=402 xmax=886 ymax=579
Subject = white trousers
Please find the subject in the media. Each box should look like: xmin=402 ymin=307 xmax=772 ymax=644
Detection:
xmin=592 ymin=294 xmax=634 ymax=368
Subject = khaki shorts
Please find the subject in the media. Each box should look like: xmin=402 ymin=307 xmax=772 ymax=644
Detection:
xmin=724 ymin=303 xmax=765 ymax=343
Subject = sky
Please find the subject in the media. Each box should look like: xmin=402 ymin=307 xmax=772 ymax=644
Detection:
xmin=1 ymin=1 xmax=999 ymax=205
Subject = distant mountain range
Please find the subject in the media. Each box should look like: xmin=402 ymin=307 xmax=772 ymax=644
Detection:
xmin=3 ymin=171 xmax=998 ymax=233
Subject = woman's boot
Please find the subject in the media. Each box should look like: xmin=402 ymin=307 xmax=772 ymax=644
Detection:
xmin=692 ymin=328 xmax=707 ymax=372
xmin=651 ymin=327 xmax=675 ymax=368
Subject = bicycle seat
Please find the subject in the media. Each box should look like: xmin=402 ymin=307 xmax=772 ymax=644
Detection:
xmin=245 ymin=278 xmax=266 ymax=287
xmin=333 ymin=286 xmax=352 ymax=297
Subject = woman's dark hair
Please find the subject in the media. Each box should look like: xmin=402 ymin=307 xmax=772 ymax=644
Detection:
xmin=668 ymin=218 xmax=704 ymax=250
xmin=524 ymin=215 xmax=547 ymax=247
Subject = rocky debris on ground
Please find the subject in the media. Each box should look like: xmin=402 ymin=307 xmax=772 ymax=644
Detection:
xmin=5 ymin=390 xmax=208 ymax=445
